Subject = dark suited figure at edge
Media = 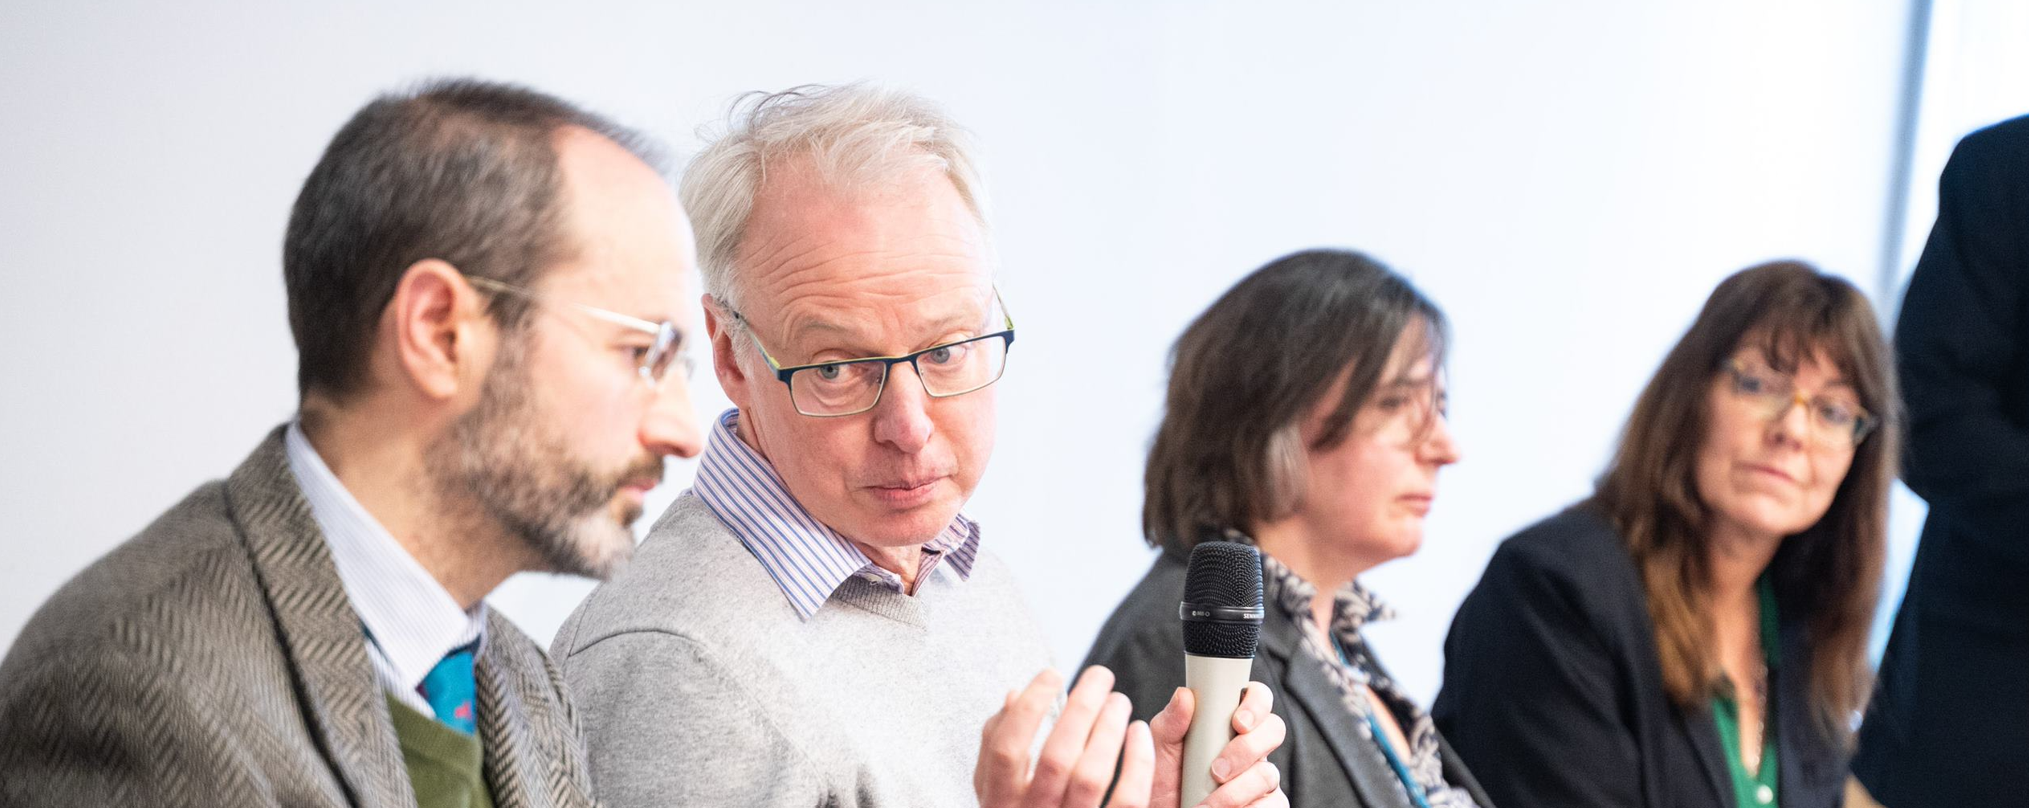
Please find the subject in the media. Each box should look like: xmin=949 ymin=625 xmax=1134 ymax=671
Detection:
xmin=1434 ymin=261 xmax=1898 ymax=808
xmin=1087 ymin=248 xmax=1494 ymax=808
xmin=1853 ymin=113 xmax=2029 ymax=808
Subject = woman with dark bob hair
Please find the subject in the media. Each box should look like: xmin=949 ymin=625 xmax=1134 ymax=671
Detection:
xmin=1432 ymin=261 xmax=1898 ymax=808
xmin=1085 ymin=249 xmax=1491 ymax=807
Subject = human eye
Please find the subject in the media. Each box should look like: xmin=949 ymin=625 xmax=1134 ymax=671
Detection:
xmin=810 ymin=362 xmax=850 ymax=383
xmin=610 ymin=340 xmax=656 ymax=372
xmin=923 ymin=342 xmax=971 ymax=366
xmin=1815 ymin=399 xmax=1858 ymax=427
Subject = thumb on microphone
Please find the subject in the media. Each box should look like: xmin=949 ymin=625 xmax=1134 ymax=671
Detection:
xmin=1150 ymin=687 xmax=1193 ymax=790
xmin=1150 ymin=683 xmax=1285 ymax=808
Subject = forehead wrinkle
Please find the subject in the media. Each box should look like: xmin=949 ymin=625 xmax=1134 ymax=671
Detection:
xmin=734 ymin=167 xmax=992 ymax=358
xmin=736 ymin=218 xmax=985 ymax=311
xmin=780 ymin=286 xmax=984 ymax=338
xmin=744 ymin=239 xmax=986 ymax=327
xmin=740 ymin=170 xmax=984 ymax=266
xmin=770 ymin=287 xmax=989 ymax=359
xmin=743 ymin=212 xmax=984 ymax=273
xmin=761 ymin=244 xmax=981 ymax=294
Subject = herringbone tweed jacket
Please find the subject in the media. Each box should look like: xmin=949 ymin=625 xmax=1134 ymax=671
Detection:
xmin=0 ymin=427 xmax=597 ymax=808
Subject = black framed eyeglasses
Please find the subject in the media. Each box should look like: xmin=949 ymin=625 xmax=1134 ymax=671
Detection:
xmin=726 ymin=290 xmax=1015 ymax=417
xmin=466 ymin=275 xmax=693 ymax=384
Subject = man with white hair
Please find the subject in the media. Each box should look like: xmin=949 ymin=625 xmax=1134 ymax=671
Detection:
xmin=552 ymin=85 xmax=1286 ymax=808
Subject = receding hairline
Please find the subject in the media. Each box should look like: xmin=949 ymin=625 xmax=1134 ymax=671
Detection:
xmin=679 ymin=83 xmax=993 ymax=315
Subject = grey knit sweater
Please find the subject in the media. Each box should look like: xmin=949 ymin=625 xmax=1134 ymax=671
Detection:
xmin=553 ymin=492 xmax=1054 ymax=807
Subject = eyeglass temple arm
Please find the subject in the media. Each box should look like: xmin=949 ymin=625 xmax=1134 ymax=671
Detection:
xmin=467 ymin=275 xmax=664 ymax=335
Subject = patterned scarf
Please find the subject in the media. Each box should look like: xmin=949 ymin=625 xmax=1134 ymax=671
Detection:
xmin=1223 ymin=529 xmax=1479 ymax=808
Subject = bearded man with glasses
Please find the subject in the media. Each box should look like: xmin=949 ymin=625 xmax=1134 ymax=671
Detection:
xmin=0 ymin=79 xmax=703 ymax=807
xmin=554 ymin=85 xmax=1287 ymax=808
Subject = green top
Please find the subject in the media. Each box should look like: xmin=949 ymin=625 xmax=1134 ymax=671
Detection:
xmin=385 ymin=693 xmax=495 ymax=808
xmin=1711 ymin=576 xmax=1780 ymax=808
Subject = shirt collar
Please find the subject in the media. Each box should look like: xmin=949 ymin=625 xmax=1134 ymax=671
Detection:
xmin=284 ymin=421 xmax=486 ymax=691
xmin=692 ymin=408 xmax=981 ymax=620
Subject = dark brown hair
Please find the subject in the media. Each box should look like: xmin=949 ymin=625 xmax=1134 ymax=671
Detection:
xmin=1593 ymin=259 xmax=1898 ymax=738
xmin=283 ymin=77 xmax=659 ymax=401
xmin=1143 ymin=249 xmax=1446 ymax=553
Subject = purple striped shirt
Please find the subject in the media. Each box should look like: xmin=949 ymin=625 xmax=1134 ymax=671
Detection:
xmin=692 ymin=407 xmax=980 ymax=621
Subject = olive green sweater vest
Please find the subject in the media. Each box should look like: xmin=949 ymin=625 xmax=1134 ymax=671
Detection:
xmin=385 ymin=694 xmax=494 ymax=808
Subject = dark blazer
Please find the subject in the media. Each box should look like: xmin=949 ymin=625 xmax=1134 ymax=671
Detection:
xmin=1085 ymin=548 xmax=1494 ymax=808
xmin=1854 ymin=114 xmax=2029 ymax=807
xmin=0 ymin=427 xmax=596 ymax=808
xmin=1431 ymin=505 xmax=1845 ymax=808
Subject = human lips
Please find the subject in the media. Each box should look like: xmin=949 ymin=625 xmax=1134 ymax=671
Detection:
xmin=863 ymin=475 xmax=947 ymax=508
xmin=1742 ymin=463 xmax=1797 ymax=484
xmin=1397 ymin=492 xmax=1435 ymax=516
xmin=615 ymin=478 xmax=657 ymax=504
xmin=615 ymin=460 xmax=665 ymax=501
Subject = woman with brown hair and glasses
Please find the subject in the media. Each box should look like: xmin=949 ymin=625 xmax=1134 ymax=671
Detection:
xmin=1432 ymin=261 xmax=1898 ymax=808
xmin=1085 ymin=248 xmax=1492 ymax=808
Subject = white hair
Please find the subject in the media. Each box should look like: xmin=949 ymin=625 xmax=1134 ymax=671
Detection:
xmin=679 ymin=83 xmax=993 ymax=314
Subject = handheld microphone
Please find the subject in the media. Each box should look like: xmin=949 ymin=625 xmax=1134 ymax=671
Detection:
xmin=1178 ymin=541 xmax=1264 ymax=807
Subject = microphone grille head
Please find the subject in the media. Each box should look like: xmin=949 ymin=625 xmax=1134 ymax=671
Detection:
xmin=1181 ymin=541 xmax=1263 ymax=658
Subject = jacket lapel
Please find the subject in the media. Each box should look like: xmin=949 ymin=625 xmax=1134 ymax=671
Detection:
xmin=1434 ymin=734 xmax=1496 ymax=808
xmin=476 ymin=636 xmax=534 ymax=808
xmin=1690 ymin=585 xmax=1837 ymax=808
xmin=1774 ymin=602 xmax=1834 ymax=808
xmin=1259 ymin=610 xmax=1415 ymax=808
xmin=1682 ymin=694 xmax=1736 ymax=808
xmin=475 ymin=611 xmax=594 ymax=808
xmin=224 ymin=426 xmax=415 ymax=808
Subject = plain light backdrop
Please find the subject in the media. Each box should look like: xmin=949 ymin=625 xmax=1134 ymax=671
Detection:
xmin=3 ymin=0 xmax=2020 ymax=704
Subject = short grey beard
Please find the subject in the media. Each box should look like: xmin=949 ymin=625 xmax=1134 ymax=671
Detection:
xmin=424 ymin=336 xmax=647 ymax=581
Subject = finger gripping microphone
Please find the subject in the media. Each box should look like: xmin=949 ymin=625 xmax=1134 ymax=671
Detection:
xmin=1179 ymin=541 xmax=1264 ymax=807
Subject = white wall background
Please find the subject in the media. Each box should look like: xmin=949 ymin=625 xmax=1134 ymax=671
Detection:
xmin=1 ymin=1 xmax=1937 ymax=705
xmin=1896 ymin=0 xmax=2029 ymax=282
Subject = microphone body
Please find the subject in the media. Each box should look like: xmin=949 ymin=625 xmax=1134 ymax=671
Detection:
xmin=1178 ymin=542 xmax=1264 ymax=807
xmin=1181 ymin=655 xmax=1254 ymax=803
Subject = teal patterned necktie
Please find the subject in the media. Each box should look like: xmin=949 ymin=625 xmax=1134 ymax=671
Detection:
xmin=417 ymin=640 xmax=479 ymax=735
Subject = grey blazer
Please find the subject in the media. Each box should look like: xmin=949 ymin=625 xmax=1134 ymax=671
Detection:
xmin=1084 ymin=549 xmax=1494 ymax=808
xmin=0 ymin=427 xmax=596 ymax=808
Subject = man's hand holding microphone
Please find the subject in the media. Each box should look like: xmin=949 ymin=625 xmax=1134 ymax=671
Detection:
xmin=976 ymin=542 xmax=1285 ymax=808
xmin=974 ymin=666 xmax=1285 ymax=808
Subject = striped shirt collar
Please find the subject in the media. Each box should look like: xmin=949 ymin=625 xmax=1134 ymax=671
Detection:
xmin=693 ymin=407 xmax=981 ymax=621
xmin=284 ymin=421 xmax=486 ymax=718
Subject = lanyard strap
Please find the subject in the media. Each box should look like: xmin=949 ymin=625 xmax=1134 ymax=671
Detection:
xmin=1335 ymin=637 xmax=1433 ymax=808
xmin=1366 ymin=711 xmax=1435 ymax=808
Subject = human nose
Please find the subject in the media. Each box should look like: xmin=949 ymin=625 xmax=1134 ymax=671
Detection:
xmin=870 ymin=361 xmax=935 ymax=453
xmin=1420 ymin=411 xmax=1461 ymax=466
xmin=1765 ymin=391 xmax=1812 ymax=449
xmin=640 ymin=370 xmax=703 ymax=459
